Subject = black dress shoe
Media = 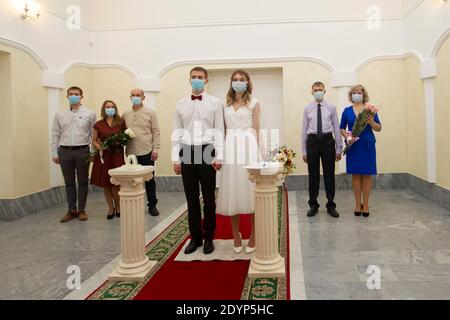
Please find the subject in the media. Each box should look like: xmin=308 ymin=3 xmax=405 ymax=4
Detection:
xmin=203 ymin=239 xmax=215 ymax=255
xmin=307 ymin=207 xmax=319 ymax=217
xmin=149 ymin=206 xmax=160 ymax=216
xmin=184 ymin=239 xmax=203 ymax=254
xmin=327 ymin=208 xmax=340 ymax=218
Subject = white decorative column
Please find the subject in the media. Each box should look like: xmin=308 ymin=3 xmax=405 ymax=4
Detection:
xmin=42 ymin=71 xmax=65 ymax=187
xmin=421 ymin=59 xmax=437 ymax=183
xmin=246 ymin=163 xmax=285 ymax=278
xmin=331 ymin=71 xmax=358 ymax=174
xmin=108 ymin=156 xmax=157 ymax=281
xmin=137 ymin=77 xmax=161 ymax=111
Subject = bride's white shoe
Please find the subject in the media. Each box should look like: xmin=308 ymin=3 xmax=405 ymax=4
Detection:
xmin=245 ymin=246 xmax=256 ymax=254
xmin=233 ymin=233 xmax=243 ymax=254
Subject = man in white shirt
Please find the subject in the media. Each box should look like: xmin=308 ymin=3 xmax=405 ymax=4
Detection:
xmin=172 ymin=67 xmax=225 ymax=255
xmin=51 ymin=86 xmax=97 ymax=223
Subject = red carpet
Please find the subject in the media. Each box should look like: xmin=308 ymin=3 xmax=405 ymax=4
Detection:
xmin=134 ymin=214 xmax=252 ymax=300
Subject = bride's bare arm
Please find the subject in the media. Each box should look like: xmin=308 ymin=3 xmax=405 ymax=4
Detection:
xmin=252 ymin=103 xmax=261 ymax=146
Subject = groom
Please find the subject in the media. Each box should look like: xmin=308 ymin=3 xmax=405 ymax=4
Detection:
xmin=172 ymin=67 xmax=224 ymax=255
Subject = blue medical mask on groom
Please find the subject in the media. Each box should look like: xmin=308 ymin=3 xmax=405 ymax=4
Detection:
xmin=191 ymin=79 xmax=205 ymax=91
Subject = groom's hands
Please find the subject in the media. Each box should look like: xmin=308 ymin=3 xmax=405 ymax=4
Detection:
xmin=212 ymin=160 xmax=222 ymax=171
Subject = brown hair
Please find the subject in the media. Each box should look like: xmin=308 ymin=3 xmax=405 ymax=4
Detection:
xmin=312 ymin=82 xmax=325 ymax=90
xmin=67 ymin=86 xmax=83 ymax=96
xmin=190 ymin=67 xmax=208 ymax=78
xmin=226 ymin=69 xmax=253 ymax=106
xmin=100 ymin=100 xmax=122 ymax=128
xmin=349 ymin=85 xmax=370 ymax=104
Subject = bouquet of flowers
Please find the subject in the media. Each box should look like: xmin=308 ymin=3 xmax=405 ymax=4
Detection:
xmin=274 ymin=145 xmax=297 ymax=175
xmin=342 ymin=104 xmax=379 ymax=156
xmin=83 ymin=128 xmax=136 ymax=164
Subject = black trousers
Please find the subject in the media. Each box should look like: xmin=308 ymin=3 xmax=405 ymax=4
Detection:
xmin=306 ymin=133 xmax=336 ymax=210
xmin=180 ymin=144 xmax=217 ymax=241
xmin=136 ymin=151 xmax=158 ymax=208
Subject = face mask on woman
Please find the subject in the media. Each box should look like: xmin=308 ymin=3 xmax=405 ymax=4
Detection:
xmin=105 ymin=108 xmax=116 ymax=117
xmin=352 ymin=93 xmax=364 ymax=104
xmin=232 ymin=81 xmax=248 ymax=93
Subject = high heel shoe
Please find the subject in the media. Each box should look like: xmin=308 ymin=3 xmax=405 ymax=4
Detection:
xmin=115 ymin=209 xmax=120 ymax=218
xmin=246 ymin=245 xmax=256 ymax=254
xmin=355 ymin=204 xmax=363 ymax=217
xmin=107 ymin=208 xmax=115 ymax=220
xmin=233 ymin=233 xmax=242 ymax=254
xmin=362 ymin=204 xmax=370 ymax=217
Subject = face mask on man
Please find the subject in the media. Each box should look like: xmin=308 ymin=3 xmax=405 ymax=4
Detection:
xmin=191 ymin=79 xmax=206 ymax=91
xmin=68 ymin=95 xmax=81 ymax=105
xmin=232 ymin=81 xmax=248 ymax=93
xmin=352 ymin=93 xmax=364 ymax=104
xmin=105 ymin=108 xmax=116 ymax=117
xmin=313 ymin=91 xmax=325 ymax=102
xmin=131 ymin=97 xmax=142 ymax=105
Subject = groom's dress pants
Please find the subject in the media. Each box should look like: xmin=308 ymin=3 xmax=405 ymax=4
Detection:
xmin=180 ymin=144 xmax=217 ymax=241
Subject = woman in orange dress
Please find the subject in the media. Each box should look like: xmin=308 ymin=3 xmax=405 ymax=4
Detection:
xmin=90 ymin=100 xmax=126 ymax=219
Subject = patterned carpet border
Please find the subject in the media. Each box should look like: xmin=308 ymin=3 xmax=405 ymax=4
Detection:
xmin=87 ymin=186 xmax=289 ymax=300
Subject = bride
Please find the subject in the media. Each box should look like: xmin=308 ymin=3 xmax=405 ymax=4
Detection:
xmin=216 ymin=69 xmax=263 ymax=254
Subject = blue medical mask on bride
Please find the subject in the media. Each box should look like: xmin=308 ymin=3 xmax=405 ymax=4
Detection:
xmin=352 ymin=93 xmax=364 ymax=103
xmin=68 ymin=95 xmax=81 ymax=105
xmin=131 ymin=97 xmax=142 ymax=105
xmin=191 ymin=79 xmax=205 ymax=91
xmin=313 ymin=91 xmax=325 ymax=102
xmin=105 ymin=108 xmax=116 ymax=117
xmin=232 ymin=81 xmax=248 ymax=93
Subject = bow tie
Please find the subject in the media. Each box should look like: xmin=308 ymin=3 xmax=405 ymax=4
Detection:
xmin=191 ymin=95 xmax=203 ymax=101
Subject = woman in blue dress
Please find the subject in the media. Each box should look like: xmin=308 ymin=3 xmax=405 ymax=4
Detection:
xmin=340 ymin=85 xmax=382 ymax=217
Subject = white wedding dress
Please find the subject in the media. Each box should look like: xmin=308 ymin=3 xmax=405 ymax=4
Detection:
xmin=216 ymin=98 xmax=262 ymax=216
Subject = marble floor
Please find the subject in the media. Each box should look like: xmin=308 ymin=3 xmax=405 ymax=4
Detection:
xmin=291 ymin=190 xmax=450 ymax=300
xmin=1 ymin=189 xmax=450 ymax=300
xmin=0 ymin=191 xmax=186 ymax=300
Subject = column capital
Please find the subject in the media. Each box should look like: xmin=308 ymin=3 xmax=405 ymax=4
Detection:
xmin=41 ymin=71 xmax=65 ymax=89
xmin=136 ymin=77 xmax=161 ymax=93
xmin=421 ymin=59 xmax=437 ymax=80
xmin=330 ymin=72 xmax=358 ymax=88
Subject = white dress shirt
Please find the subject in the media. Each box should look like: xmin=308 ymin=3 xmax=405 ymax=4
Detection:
xmin=51 ymin=106 xmax=97 ymax=158
xmin=172 ymin=93 xmax=225 ymax=163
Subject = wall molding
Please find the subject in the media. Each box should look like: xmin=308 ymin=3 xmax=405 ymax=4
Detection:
xmin=431 ymin=27 xmax=450 ymax=57
xmin=61 ymin=62 xmax=138 ymax=79
xmin=0 ymin=37 xmax=47 ymax=70
xmin=354 ymin=52 xmax=423 ymax=72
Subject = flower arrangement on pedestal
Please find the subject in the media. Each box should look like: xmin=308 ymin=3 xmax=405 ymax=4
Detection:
xmin=274 ymin=145 xmax=297 ymax=176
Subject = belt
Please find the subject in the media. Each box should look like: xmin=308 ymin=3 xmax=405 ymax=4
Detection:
xmin=308 ymin=133 xmax=333 ymax=138
xmin=182 ymin=144 xmax=213 ymax=151
xmin=60 ymin=145 xmax=89 ymax=150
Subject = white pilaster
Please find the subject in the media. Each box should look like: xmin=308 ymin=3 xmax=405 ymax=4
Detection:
xmin=42 ymin=71 xmax=65 ymax=188
xmin=330 ymin=72 xmax=358 ymax=174
xmin=137 ymin=77 xmax=161 ymax=111
xmin=421 ymin=59 xmax=437 ymax=184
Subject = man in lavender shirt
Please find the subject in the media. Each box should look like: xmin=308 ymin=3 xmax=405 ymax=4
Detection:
xmin=301 ymin=82 xmax=343 ymax=218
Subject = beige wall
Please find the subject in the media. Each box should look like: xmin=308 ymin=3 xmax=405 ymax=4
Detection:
xmin=0 ymin=51 xmax=13 ymax=198
xmin=405 ymin=56 xmax=427 ymax=180
xmin=0 ymin=44 xmax=49 ymax=199
xmin=435 ymin=37 xmax=450 ymax=190
xmin=358 ymin=60 xmax=408 ymax=174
